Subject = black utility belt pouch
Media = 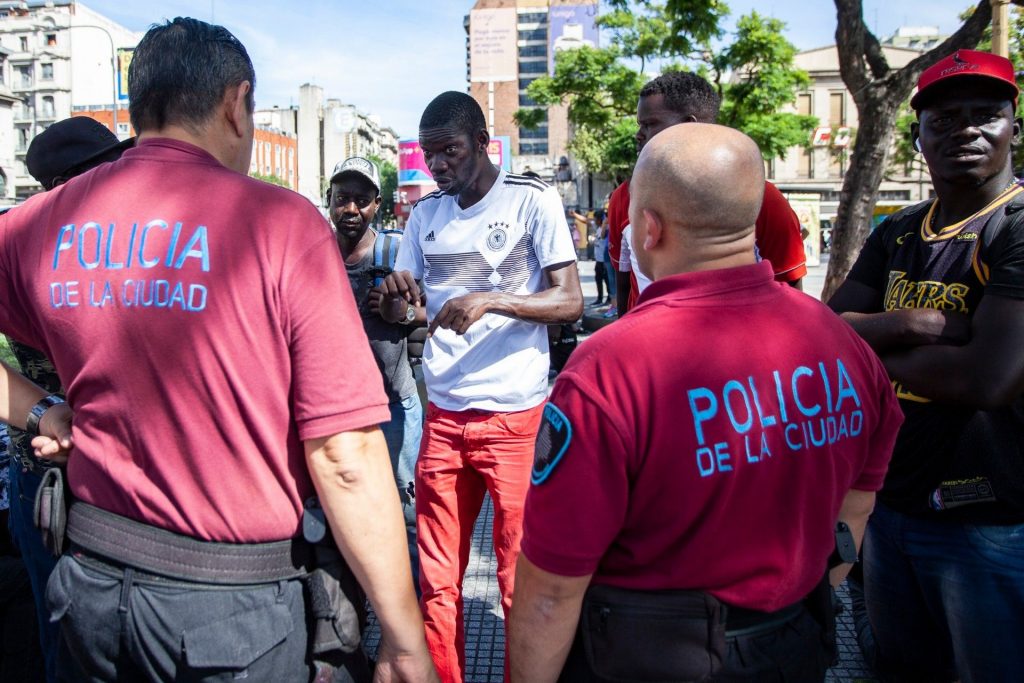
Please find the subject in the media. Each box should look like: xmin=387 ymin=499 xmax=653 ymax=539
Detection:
xmin=33 ymin=467 xmax=68 ymax=557
xmin=301 ymin=497 xmax=367 ymax=677
xmin=579 ymin=583 xmax=726 ymax=683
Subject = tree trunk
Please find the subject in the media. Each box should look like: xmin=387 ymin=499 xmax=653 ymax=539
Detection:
xmin=822 ymin=94 xmax=901 ymax=300
xmin=824 ymin=0 xmax=992 ymax=301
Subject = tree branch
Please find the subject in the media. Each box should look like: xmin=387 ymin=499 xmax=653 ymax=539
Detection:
xmin=896 ymin=1 xmax=992 ymax=94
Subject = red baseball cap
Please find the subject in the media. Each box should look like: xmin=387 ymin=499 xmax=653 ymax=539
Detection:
xmin=911 ymin=49 xmax=1018 ymax=110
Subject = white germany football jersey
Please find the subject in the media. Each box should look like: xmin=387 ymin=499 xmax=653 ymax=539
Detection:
xmin=396 ymin=170 xmax=578 ymax=412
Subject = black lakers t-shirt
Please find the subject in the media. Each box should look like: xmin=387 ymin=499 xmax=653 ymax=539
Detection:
xmin=847 ymin=183 xmax=1024 ymax=523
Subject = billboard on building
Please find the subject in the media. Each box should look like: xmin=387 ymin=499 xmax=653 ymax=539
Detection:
xmin=117 ymin=48 xmax=133 ymax=101
xmin=399 ymin=140 xmax=433 ymax=185
xmin=488 ymin=136 xmax=512 ymax=172
xmin=788 ymin=193 xmax=822 ymax=267
xmin=470 ymin=8 xmax=518 ymax=83
xmin=549 ymin=3 xmax=599 ymax=75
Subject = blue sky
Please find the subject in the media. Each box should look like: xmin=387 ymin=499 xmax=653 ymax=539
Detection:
xmin=82 ymin=0 xmax=983 ymax=138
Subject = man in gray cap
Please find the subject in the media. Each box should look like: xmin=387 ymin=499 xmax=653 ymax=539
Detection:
xmin=328 ymin=156 xmax=425 ymax=584
xmin=7 ymin=115 xmax=131 ymax=683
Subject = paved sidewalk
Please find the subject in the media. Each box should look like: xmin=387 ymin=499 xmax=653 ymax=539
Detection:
xmin=365 ymin=255 xmax=880 ymax=682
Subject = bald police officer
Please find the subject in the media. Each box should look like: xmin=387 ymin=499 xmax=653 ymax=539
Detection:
xmin=510 ymin=124 xmax=903 ymax=682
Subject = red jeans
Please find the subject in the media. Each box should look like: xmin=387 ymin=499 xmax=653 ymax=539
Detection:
xmin=416 ymin=402 xmax=544 ymax=683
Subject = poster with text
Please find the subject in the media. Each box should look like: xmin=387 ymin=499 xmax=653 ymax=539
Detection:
xmin=399 ymin=140 xmax=433 ymax=185
xmin=548 ymin=3 xmax=599 ymax=75
xmin=470 ymin=8 xmax=517 ymax=83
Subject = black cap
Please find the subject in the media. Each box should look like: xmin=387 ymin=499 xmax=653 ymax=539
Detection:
xmin=26 ymin=117 xmax=134 ymax=190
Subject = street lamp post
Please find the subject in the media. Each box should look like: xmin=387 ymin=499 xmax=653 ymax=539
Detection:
xmin=64 ymin=23 xmax=119 ymax=135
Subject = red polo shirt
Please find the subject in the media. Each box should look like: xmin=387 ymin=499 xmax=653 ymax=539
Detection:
xmin=0 ymin=139 xmax=389 ymax=543
xmin=522 ymin=262 xmax=902 ymax=610
xmin=608 ymin=181 xmax=808 ymax=312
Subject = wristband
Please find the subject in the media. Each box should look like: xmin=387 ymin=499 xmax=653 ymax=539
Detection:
xmin=25 ymin=395 xmax=65 ymax=437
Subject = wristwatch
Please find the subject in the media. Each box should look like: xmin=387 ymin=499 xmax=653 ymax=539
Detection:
xmin=399 ymin=303 xmax=417 ymax=325
xmin=25 ymin=395 xmax=65 ymax=437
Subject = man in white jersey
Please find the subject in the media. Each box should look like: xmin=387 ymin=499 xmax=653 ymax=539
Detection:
xmin=381 ymin=91 xmax=583 ymax=683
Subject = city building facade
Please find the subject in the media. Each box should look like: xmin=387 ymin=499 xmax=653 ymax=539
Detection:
xmin=772 ymin=44 xmax=934 ymax=230
xmin=75 ymin=106 xmax=300 ymax=192
xmin=464 ymin=0 xmax=596 ymax=178
xmin=0 ymin=0 xmax=139 ymax=197
xmin=257 ymin=84 xmax=398 ymax=206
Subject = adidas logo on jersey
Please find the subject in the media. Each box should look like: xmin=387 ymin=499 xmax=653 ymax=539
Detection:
xmin=424 ymin=231 xmax=436 ymax=242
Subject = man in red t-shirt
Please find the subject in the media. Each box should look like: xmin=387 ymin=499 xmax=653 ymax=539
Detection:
xmin=0 ymin=18 xmax=435 ymax=683
xmin=609 ymin=71 xmax=807 ymax=314
xmin=509 ymin=124 xmax=901 ymax=682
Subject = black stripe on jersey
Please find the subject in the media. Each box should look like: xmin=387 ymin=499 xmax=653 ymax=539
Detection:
xmin=503 ymin=179 xmax=548 ymax=193
xmin=506 ymin=172 xmax=550 ymax=186
xmin=413 ymin=190 xmax=445 ymax=209
xmin=424 ymin=233 xmax=539 ymax=293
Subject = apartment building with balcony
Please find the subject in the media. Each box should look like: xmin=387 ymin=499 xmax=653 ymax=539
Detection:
xmin=0 ymin=0 xmax=138 ymax=197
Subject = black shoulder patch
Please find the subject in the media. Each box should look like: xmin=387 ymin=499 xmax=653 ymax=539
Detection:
xmin=532 ymin=403 xmax=572 ymax=485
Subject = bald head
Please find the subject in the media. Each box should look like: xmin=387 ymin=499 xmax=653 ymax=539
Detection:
xmin=632 ymin=123 xmax=764 ymax=239
xmin=628 ymin=123 xmax=766 ymax=280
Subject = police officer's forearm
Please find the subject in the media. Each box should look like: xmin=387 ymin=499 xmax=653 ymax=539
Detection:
xmin=0 ymin=359 xmax=51 ymax=430
xmin=829 ymin=489 xmax=875 ymax=587
xmin=304 ymin=427 xmax=430 ymax=658
xmin=509 ymin=556 xmax=591 ymax=683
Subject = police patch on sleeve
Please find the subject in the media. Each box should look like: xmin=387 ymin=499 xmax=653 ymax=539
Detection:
xmin=532 ymin=403 xmax=572 ymax=485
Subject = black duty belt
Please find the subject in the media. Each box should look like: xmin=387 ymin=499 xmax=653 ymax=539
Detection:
xmin=725 ymin=601 xmax=804 ymax=637
xmin=67 ymin=502 xmax=313 ymax=585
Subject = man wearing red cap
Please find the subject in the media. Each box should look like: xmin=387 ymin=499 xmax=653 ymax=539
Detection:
xmin=830 ymin=49 xmax=1024 ymax=682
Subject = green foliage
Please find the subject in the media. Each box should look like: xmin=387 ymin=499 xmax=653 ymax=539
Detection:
xmin=515 ymin=2 xmax=814 ymax=177
xmin=249 ymin=172 xmax=290 ymax=188
xmin=716 ymin=12 xmax=815 ymax=160
xmin=960 ymin=5 xmax=1024 ymax=171
xmin=368 ymin=154 xmax=399 ymax=226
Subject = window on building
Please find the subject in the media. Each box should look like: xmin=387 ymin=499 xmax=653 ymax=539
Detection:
xmin=519 ymin=126 xmax=548 ymax=140
xmin=19 ymin=36 xmax=28 ymax=52
xmin=519 ymin=44 xmax=547 ymax=58
xmin=40 ymin=95 xmax=54 ymax=118
xmin=517 ymin=12 xmax=547 ymax=24
xmin=0 ymin=55 xmax=5 ymax=85
xmin=519 ymin=60 xmax=547 ymax=74
xmin=797 ymin=147 xmax=812 ymax=179
xmin=828 ymin=151 xmax=844 ymax=179
xmin=46 ymin=34 xmax=57 ymax=47
xmin=16 ymin=127 xmax=29 ymax=152
xmin=519 ymin=77 xmax=539 ymax=91
xmin=15 ymin=64 xmax=31 ymax=88
xmin=519 ymin=94 xmax=537 ymax=107
xmin=518 ymin=28 xmax=547 ymax=42
xmin=829 ymin=92 xmax=845 ymax=126
xmin=519 ymin=141 xmax=548 ymax=156
xmin=877 ymin=190 xmax=911 ymax=201
xmin=796 ymin=92 xmax=812 ymax=117
xmin=41 ymin=63 xmax=53 ymax=81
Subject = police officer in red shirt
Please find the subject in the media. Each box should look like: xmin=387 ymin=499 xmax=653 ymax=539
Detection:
xmin=509 ymin=123 xmax=903 ymax=682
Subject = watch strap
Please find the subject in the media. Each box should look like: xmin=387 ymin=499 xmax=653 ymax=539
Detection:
xmin=25 ymin=395 xmax=65 ymax=437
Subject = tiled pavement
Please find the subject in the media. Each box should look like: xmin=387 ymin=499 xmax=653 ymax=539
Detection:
xmin=366 ymin=255 xmax=880 ymax=682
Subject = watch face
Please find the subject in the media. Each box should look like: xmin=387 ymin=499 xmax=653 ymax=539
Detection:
xmin=405 ymin=305 xmax=416 ymax=323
